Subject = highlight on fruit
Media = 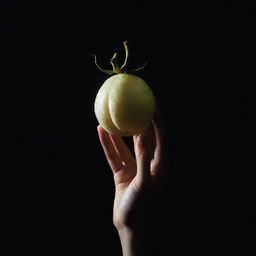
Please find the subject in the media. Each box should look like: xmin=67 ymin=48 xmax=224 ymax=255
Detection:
xmin=94 ymin=41 xmax=156 ymax=136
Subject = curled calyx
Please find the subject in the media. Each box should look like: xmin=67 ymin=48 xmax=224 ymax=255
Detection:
xmin=93 ymin=41 xmax=147 ymax=75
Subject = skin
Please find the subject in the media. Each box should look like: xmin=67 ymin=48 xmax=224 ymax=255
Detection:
xmin=95 ymin=73 xmax=156 ymax=136
xmin=97 ymin=112 xmax=169 ymax=255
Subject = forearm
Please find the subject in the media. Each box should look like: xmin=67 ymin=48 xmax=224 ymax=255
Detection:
xmin=118 ymin=228 xmax=156 ymax=256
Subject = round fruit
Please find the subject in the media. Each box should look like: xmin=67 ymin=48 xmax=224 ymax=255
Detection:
xmin=93 ymin=41 xmax=156 ymax=136
xmin=94 ymin=73 xmax=156 ymax=136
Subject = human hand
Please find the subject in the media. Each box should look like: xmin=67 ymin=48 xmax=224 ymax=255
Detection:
xmin=97 ymin=113 xmax=168 ymax=232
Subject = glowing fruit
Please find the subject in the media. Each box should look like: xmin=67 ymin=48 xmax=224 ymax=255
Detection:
xmin=94 ymin=42 xmax=156 ymax=136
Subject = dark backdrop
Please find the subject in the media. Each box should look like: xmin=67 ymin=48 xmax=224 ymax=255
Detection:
xmin=2 ymin=1 xmax=254 ymax=255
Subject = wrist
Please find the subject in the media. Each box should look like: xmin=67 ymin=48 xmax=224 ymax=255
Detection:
xmin=117 ymin=227 xmax=156 ymax=256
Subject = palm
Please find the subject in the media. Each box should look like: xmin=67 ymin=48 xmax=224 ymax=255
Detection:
xmin=97 ymin=118 xmax=165 ymax=230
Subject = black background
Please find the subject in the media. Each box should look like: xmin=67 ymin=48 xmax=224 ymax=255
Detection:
xmin=1 ymin=0 xmax=254 ymax=255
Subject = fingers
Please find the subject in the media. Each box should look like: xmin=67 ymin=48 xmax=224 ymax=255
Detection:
xmin=134 ymin=124 xmax=155 ymax=187
xmin=109 ymin=134 xmax=134 ymax=164
xmin=97 ymin=125 xmax=122 ymax=173
xmin=151 ymin=112 xmax=166 ymax=176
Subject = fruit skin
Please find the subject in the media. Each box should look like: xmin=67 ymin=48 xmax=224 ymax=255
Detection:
xmin=94 ymin=73 xmax=156 ymax=136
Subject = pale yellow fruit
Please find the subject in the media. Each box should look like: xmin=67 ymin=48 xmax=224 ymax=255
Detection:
xmin=94 ymin=73 xmax=156 ymax=136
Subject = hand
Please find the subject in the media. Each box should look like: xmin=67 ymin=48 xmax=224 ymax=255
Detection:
xmin=97 ymin=114 xmax=168 ymax=232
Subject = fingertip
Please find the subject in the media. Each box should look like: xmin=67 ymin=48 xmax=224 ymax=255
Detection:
xmin=97 ymin=125 xmax=107 ymax=134
xmin=97 ymin=126 xmax=109 ymax=143
xmin=136 ymin=132 xmax=152 ymax=158
xmin=136 ymin=133 xmax=145 ymax=148
xmin=97 ymin=125 xmax=102 ymax=136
